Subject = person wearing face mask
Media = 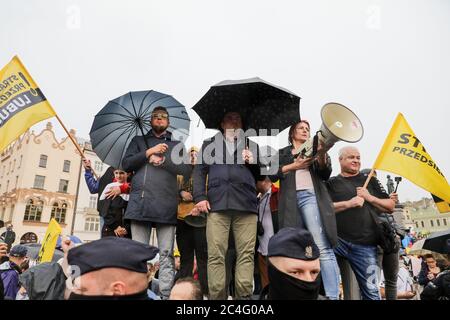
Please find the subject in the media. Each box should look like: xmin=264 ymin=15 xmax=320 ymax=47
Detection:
xmin=260 ymin=227 xmax=324 ymax=300
xmin=66 ymin=237 xmax=159 ymax=300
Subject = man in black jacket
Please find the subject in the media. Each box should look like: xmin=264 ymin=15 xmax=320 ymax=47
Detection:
xmin=193 ymin=111 xmax=263 ymax=300
xmin=122 ymin=106 xmax=191 ymax=299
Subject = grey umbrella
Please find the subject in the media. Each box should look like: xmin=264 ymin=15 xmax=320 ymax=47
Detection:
xmin=90 ymin=90 xmax=190 ymax=169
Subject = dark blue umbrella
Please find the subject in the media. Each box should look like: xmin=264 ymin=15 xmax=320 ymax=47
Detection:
xmin=89 ymin=91 xmax=190 ymax=169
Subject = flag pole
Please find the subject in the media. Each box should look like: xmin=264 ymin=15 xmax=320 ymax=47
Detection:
xmin=54 ymin=113 xmax=99 ymax=179
xmin=363 ymin=168 xmax=375 ymax=189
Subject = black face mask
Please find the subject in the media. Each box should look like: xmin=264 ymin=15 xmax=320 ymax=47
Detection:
xmin=268 ymin=262 xmax=321 ymax=300
xmin=68 ymin=289 xmax=149 ymax=300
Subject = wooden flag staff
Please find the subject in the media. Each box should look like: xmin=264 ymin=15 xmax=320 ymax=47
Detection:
xmin=54 ymin=114 xmax=99 ymax=179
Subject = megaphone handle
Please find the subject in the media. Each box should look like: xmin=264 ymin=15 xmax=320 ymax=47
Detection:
xmin=312 ymin=132 xmax=319 ymax=157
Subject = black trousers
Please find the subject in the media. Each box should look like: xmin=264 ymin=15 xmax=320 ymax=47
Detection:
xmin=176 ymin=219 xmax=209 ymax=295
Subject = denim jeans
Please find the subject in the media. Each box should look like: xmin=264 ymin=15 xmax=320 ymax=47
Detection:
xmin=296 ymin=190 xmax=340 ymax=300
xmin=334 ymin=237 xmax=381 ymax=300
xmin=131 ymin=220 xmax=176 ymax=300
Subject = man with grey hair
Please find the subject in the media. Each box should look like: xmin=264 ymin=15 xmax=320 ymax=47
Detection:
xmin=326 ymin=146 xmax=395 ymax=300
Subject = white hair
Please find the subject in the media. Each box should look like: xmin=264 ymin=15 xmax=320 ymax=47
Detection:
xmin=338 ymin=146 xmax=359 ymax=160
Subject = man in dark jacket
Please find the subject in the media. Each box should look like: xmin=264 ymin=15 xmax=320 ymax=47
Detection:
xmin=193 ymin=111 xmax=263 ymax=300
xmin=122 ymin=106 xmax=191 ymax=299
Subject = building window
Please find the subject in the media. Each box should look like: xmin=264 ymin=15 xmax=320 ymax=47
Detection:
xmin=94 ymin=161 xmax=103 ymax=172
xmin=12 ymin=159 xmax=15 ymax=172
xmin=51 ymin=202 xmax=67 ymax=224
xmin=7 ymin=162 xmax=11 ymax=174
xmin=85 ymin=217 xmax=100 ymax=232
xmin=58 ymin=179 xmax=69 ymax=193
xmin=63 ymin=160 xmax=71 ymax=173
xmin=437 ymin=219 xmax=440 ymax=227
xmin=15 ymin=176 xmax=18 ymax=190
xmin=430 ymin=220 xmax=434 ymax=227
xmin=33 ymin=175 xmax=45 ymax=189
xmin=24 ymin=199 xmax=43 ymax=222
xmin=415 ymin=222 xmax=418 ymax=228
xmin=421 ymin=221 xmax=425 ymax=228
xmin=39 ymin=155 xmax=48 ymax=168
xmin=19 ymin=155 xmax=22 ymax=169
xmin=444 ymin=219 xmax=448 ymax=226
xmin=89 ymin=196 xmax=97 ymax=209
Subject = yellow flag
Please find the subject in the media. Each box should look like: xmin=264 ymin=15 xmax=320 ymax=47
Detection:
xmin=0 ymin=55 xmax=56 ymax=152
xmin=37 ymin=218 xmax=62 ymax=263
xmin=373 ymin=113 xmax=450 ymax=206
xmin=431 ymin=194 xmax=450 ymax=213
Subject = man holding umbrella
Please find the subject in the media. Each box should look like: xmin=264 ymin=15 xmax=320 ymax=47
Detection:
xmin=122 ymin=106 xmax=191 ymax=300
xmin=193 ymin=111 xmax=263 ymax=300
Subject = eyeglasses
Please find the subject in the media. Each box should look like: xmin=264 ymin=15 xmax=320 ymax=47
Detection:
xmin=151 ymin=113 xmax=169 ymax=119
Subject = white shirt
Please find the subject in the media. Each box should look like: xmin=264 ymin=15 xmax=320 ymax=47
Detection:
xmin=380 ymin=266 xmax=414 ymax=300
xmin=99 ymin=182 xmax=129 ymax=201
xmin=257 ymin=188 xmax=274 ymax=256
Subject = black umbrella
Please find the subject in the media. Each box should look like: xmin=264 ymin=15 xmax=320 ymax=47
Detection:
xmin=423 ymin=229 xmax=450 ymax=254
xmin=89 ymin=91 xmax=190 ymax=169
xmin=192 ymin=77 xmax=300 ymax=134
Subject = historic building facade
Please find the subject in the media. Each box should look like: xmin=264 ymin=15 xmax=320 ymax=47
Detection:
xmin=0 ymin=122 xmax=104 ymax=245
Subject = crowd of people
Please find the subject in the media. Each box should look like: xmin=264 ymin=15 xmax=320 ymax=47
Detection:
xmin=1 ymin=107 xmax=449 ymax=300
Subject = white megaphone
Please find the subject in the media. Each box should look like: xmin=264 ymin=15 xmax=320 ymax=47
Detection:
xmin=294 ymin=102 xmax=364 ymax=158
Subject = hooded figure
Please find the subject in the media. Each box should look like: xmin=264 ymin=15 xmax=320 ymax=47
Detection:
xmin=18 ymin=262 xmax=66 ymax=300
xmin=260 ymin=227 xmax=323 ymax=300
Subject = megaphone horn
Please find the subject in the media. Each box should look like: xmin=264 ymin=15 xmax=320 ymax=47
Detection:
xmin=294 ymin=102 xmax=364 ymax=158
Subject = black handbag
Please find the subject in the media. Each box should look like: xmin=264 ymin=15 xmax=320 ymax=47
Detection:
xmin=337 ymin=175 xmax=399 ymax=254
xmin=368 ymin=209 xmax=400 ymax=254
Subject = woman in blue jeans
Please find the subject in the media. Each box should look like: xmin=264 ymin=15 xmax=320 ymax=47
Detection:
xmin=271 ymin=120 xmax=340 ymax=299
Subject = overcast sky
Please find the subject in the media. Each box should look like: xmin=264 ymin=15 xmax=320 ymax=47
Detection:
xmin=2 ymin=0 xmax=449 ymax=201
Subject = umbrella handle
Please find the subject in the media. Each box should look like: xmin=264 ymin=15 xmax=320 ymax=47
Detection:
xmin=137 ymin=119 xmax=150 ymax=149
